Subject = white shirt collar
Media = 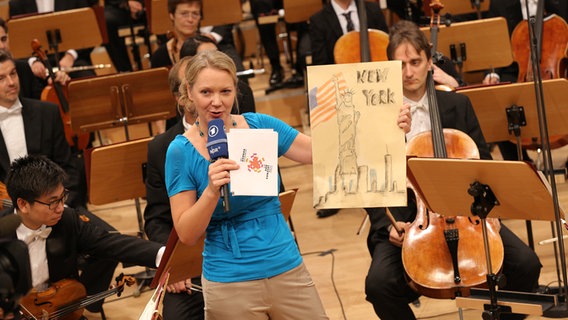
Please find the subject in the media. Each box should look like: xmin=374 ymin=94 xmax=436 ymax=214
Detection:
xmin=331 ymin=0 xmax=359 ymax=33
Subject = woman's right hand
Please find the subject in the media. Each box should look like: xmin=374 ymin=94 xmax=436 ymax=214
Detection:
xmin=206 ymin=158 xmax=239 ymax=196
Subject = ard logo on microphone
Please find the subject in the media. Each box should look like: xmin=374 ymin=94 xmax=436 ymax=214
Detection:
xmin=208 ymin=123 xmax=221 ymax=138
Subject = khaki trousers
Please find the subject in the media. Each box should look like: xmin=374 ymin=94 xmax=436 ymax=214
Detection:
xmin=202 ymin=263 xmax=329 ymax=320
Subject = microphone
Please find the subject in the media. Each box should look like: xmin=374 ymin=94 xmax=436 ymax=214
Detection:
xmin=0 ymin=214 xmax=22 ymax=238
xmin=206 ymin=119 xmax=230 ymax=212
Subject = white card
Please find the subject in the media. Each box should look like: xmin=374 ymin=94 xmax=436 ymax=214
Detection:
xmin=227 ymin=129 xmax=278 ymax=196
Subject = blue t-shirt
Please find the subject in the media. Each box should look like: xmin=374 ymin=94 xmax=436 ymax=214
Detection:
xmin=165 ymin=113 xmax=302 ymax=282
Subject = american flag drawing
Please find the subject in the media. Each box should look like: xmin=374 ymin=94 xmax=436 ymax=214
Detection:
xmin=308 ymin=73 xmax=348 ymax=128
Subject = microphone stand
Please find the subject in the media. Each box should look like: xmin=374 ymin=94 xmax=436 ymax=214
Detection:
xmin=525 ymin=0 xmax=568 ymax=315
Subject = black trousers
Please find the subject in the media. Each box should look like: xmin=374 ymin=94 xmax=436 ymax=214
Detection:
xmin=365 ymin=224 xmax=541 ymax=320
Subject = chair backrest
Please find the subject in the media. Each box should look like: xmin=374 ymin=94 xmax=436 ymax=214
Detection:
xmin=87 ymin=137 xmax=152 ymax=205
xmin=283 ymin=0 xmax=323 ymax=24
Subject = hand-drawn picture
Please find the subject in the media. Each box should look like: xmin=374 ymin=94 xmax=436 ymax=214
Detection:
xmin=307 ymin=61 xmax=407 ymax=208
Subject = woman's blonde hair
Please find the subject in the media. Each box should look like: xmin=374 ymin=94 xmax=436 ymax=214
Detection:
xmin=178 ymin=50 xmax=239 ymax=113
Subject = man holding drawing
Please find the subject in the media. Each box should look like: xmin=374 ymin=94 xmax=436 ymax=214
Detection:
xmin=363 ymin=20 xmax=541 ymax=320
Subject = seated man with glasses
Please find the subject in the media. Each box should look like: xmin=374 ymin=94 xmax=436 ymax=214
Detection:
xmin=0 ymin=154 xmax=165 ymax=312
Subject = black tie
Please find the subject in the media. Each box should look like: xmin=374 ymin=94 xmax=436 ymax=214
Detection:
xmin=342 ymin=12 xmax=354 ymax=32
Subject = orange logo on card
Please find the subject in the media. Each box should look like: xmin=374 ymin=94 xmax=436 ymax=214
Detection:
xmin=246 ymin=153 xmax=265 ymax=173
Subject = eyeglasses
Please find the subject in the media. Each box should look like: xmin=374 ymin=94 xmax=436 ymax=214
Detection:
xmin=34 ymin=190 xmax=69 ymax=211
xmin=176 ymin=10 xmax=201 ymax=20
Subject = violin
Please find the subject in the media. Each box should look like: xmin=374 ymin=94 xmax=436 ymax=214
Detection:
xmin=399 ymin=0 xmax=504 ymax=299
xmin=19 ymin=274 xmax=135 ymax=320
xmin=332 ymin=0 xmax=389 ymax=64
xmin=31 ymin=40 xmax=90 ymax=152
xmin=510 ymin=14 xmax=568 ymax=150
xmin=0 ymin=182 xmax=12 ymax=210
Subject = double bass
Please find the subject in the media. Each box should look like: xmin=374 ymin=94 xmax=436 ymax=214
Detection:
xmin=398 ymin=0 xmax=504 ymax=299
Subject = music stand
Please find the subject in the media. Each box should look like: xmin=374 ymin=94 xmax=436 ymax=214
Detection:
xmin=457 ymin=79 xmax=568 ymax=144
xmin=420 ymin=17 xmax=512 ymax=74
xmin=7 ymin=8 xmax=103 ymax=59
xmin=67 ymin=67 xmax=176 ymax=139
xmin=150 ymin=189 xmax=298 ymax=288
xmin=407 ymin=158 xmax=559 ymax=319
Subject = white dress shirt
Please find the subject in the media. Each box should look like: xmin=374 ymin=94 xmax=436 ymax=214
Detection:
xmin=405 ymin=92 xmax=431 ymax=142
xmin=331 ymin=0 xmax=360 ymax=34
xmin=0 ymin=99 xmax=28 ymax=163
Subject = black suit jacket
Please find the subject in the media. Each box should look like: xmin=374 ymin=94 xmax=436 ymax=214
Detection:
xmin=309 ymin=1 xmax=388 ymax=65
xmin=143 ymin=121 xmax=184 ymax=244
xmin=0 ymin=98 xmax=83 ymax=208
xmin=367 ymin=91 xmax=491 ymax=252
xmin=0 ymin=208 xmax=161 ymax=283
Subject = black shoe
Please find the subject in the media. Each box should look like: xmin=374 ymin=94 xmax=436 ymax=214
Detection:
xmin=317 ymin=208 xmax=339 ymax=218
xmin=269 ymin=68 xmax=283 ymax=86
xmin=283 ymin=74 xmax=304 ymax=88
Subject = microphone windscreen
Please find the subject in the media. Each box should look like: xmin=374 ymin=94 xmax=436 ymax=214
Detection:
xmin=206 ymin=119 xmax=229 ymax=160
xmin=0 ymin=214 xmax=22 ymax=237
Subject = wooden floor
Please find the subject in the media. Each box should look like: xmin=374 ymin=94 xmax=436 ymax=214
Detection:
xmin=81 ymin=62 xmax=568 ymax=320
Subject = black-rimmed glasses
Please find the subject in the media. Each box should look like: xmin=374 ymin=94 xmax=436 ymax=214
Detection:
xmin=34 ymin=190 xmax=69 ymax=210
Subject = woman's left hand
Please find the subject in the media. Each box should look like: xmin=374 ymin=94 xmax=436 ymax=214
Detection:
xmin=398 ymin=103 xmax=412 ymax=134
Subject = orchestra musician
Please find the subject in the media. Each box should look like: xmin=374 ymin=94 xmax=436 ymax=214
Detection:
xmin=310 ymin=0 xmax=462 ymax=219
xmin=8 ymin=0 xmax=98 ymax=79
xmin=150 ymin=0 xmax=244 ymax=73
xmin=308 ymin=0 xmax=389 ymax=66
xmin=0 ymin=49 xmax=118 ymax=316
xmin=0 ymin=154 xmax=164 ymax=318
xmin=364 ymin=20 xmax=541 ymax=320
xmin=0 ymin=19 xmax=70 ymax=100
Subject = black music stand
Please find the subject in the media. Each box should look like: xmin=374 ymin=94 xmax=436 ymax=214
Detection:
xmin=67 ymin=67 xmax=176 ymax=139
xmin=420 ymin=17 xmax=512 ymax=78
xmin=7 ymin=8 xmax=103 ymax=60
xmin=407 ymin=158 xmax=559 ymax=319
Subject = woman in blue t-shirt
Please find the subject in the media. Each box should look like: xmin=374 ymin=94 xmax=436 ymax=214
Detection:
xmin=165 ymin=50 xmax=411 ymax=319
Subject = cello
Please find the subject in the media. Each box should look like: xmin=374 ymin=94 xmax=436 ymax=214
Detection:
xmin=332 ymin=0 xmax=389 ymax=64
xmin=31 ymin=40 xmax=90 ymax=152
xmin=398 ymin=0 xmax=504 ymax=299
xmin=511 ymin=13 xmax=568 ymax=149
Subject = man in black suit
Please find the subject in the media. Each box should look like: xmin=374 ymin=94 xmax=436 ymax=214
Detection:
xmin=9 ymin=0 xmax=97 ymax=79
xmin=364 ymin=20 xmax=541 ymax=320
xmin=0 ymin=49 xmax=115 ymax=314
xmin=309 ymin=0 xmax=389 ymax=66
xmin=1 ymin=155 xmax=163 ymax=314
